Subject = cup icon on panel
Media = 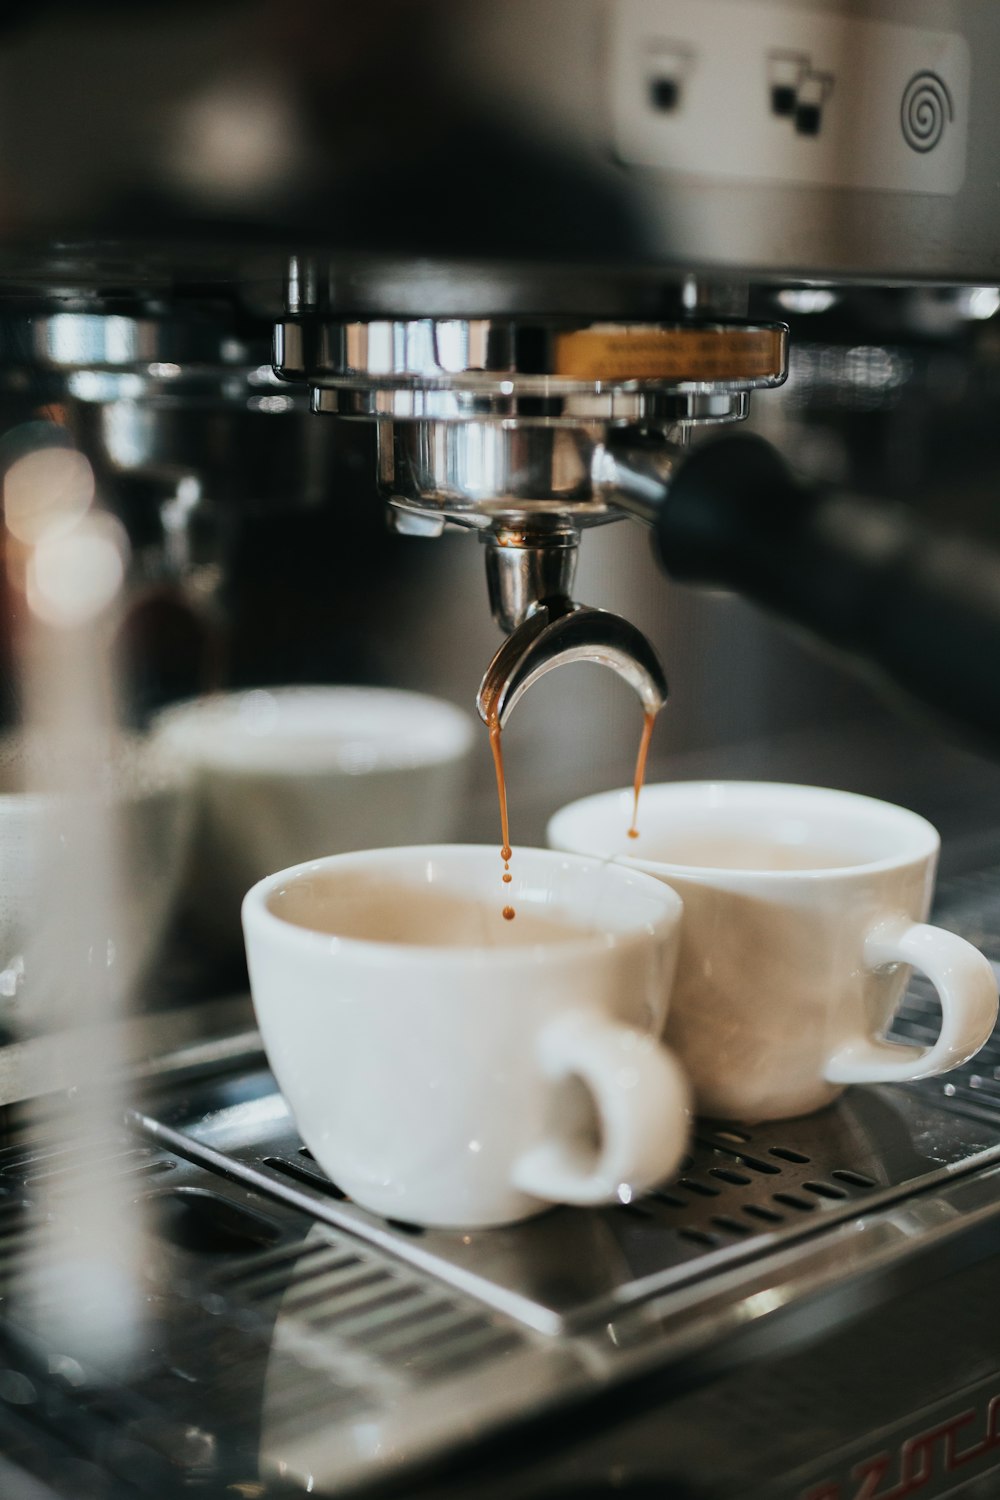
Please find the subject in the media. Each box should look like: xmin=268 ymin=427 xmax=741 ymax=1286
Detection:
xmin=768 ymin=50 xmax=809 ymax=118
xmin=768 ymin=50 xmax=834 ymax=137
xmin=647 ymin=42 xmax=695 ymax=115
xmin=795 ymin=70 xmax=834 ymax=136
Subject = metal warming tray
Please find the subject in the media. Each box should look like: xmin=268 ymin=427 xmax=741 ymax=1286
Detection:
xmin=3 ymin=863 xmax=1000 ymax=1498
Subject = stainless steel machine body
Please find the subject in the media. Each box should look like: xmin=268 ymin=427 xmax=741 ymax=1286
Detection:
xmin=1 ymin=1 xmax=994 ymax=281
xmin=2 ymin=2 xmax=1000 ymax=1497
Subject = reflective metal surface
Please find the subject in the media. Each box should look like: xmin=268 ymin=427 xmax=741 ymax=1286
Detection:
xmin=477 ymin=599 xmax=669 ymax=728
xmin=0 ymin=307 xmax=331 ymax=513
xmin=131 ymin=1063 xmax=1000 ymax=1339
xmin=310 ymin=314 xmax=785 ymax=626
xmin=483 ymin=530 xmax=580 ymax=634
xmin=284 ymin=318 xmax=787 ymax=416
xmin=0 ymin=302 xmax=348 ymax=718
xmin=308 ymin=317 xmax=783 ymax=519
xmin=377 ymin=419 xmax=616 ymax=527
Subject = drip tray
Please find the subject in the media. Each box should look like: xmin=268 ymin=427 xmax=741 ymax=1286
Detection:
xmin=6 ymin=861 xmax=1000 ymax=1497
xmin=132 ymin=1056 xmax=1000 ymax=1337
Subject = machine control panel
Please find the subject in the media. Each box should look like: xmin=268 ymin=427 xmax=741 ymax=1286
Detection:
xmin=611 ymin=0 xmax=970 ymax=195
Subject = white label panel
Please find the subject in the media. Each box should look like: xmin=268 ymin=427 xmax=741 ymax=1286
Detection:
xmin=611 ymin=0 xmax=970 ymax=194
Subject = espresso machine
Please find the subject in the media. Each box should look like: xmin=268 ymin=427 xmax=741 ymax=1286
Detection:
xmin=6 ymin=3 xmax=1000 ymax=1498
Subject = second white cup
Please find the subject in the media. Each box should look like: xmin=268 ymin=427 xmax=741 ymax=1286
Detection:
xmin=548 ymin=781 xmax=998 ymax=1122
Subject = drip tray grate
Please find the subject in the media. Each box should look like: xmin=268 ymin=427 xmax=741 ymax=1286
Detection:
xmin=5 ymin=864 xmax=1000 ymax=1496
xmin=127 ymin=861 xmax=1000 ymax=1340
xmin=131 ymin=846 xmax=1000 ymax=1338
xmin=132 ymin=1056 xmax=1000 ymax=1336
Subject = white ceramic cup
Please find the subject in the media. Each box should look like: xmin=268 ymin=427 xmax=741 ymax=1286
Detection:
xmin=242 ymin=844 xmax=690 ymax=1228
xmin=547 ymin=781 xmax=999 ymax=1122
xmin=0 ymin=733 xmax=191 ymax=1027
xmin=152 ymin=685 xmax=475 ymax=953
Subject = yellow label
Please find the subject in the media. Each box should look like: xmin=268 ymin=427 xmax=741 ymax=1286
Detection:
xmin=553 ymin=327 xmax=786 ymax=382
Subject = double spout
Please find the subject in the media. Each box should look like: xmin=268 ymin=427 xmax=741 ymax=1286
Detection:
xmin=477 ymin=525 xmax=668 ymax=732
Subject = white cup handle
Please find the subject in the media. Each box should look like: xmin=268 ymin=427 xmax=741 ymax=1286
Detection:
xmin=511 ymin=1012 xmax=691 ymax=1207
xmin=824 ymin=917 xmax=998 ymax=1086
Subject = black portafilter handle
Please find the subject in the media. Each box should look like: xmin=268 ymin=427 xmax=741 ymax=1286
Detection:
xmin=611 ymin=432 xmax=1000 ymax=747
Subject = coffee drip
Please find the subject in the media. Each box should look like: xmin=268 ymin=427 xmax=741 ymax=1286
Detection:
xmin=476 ymin=595 xmax=668 ymax=919
xmin=487 ymin=713 xmax=516 ymax=920
xmin=628 ymin=710 xmax=656 ymax=840
xmin=487 ymin=705 xmax=658 ymax=921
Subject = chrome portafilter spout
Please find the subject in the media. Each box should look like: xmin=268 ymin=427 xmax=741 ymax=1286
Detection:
xmin=477 ymin=525 xmax=667 ymax=728
xmin=477 ymin=594 xmax=668 ymax=730
xmin=484 ymin=528 xmax=580 ymax=635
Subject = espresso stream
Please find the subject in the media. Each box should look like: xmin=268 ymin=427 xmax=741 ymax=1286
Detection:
xmin=488 ymin=707 xmax=657 ymax=918
xmin=487 ymin=714 xmax=515 ymax=920
xmin=628 ymin=710 xmax=656 ymax=840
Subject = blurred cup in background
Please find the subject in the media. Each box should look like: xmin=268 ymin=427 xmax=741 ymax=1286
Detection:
xmin=0 ymin=733 xmax=192 ymax=1035
xmin=151 ymin=685 xmax=476 ymax=966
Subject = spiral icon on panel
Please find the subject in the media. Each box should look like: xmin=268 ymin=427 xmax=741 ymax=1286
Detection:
xmin=900 ymin=71 xmax=953 ymax=153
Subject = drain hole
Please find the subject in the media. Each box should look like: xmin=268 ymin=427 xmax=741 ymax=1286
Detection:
xmin=803 ymin=1180 xmax=847 ymax=1200
xmin=678 ymin=1228 xmax=720 ymax=1248
xmin=711 ymin=1215 xmax=751 ymax=1236
xmin=298 ymin=1148 xmax=314 ymax=1160
xmin=773 ymin=1191 xmax=816 ymax=1212
xmin=150 ymin=1188 xmax=283 ymax=1254
xmin=732 ymin=1154 xmax=781 ymax=1176
xmin=385 ymin=1218 xmax=426 ymax=1236
xmin=769 ymin=1147 xmax=810 ymax=1164
xmin=743 ymin=1204 xmax=783 ymax=1224
xmin=709 ymin=1168 xmax=752 ymax=1186
xmin=262 ymin=1157 xmax=348 ymax=1199
xmin=831 ymin=1169 xmax=876 ymax=1189
xmin=678 ymin=1178 xmax=720 ymax=1197
xmin=651 ymin=1191 xmax=687 ymax=1209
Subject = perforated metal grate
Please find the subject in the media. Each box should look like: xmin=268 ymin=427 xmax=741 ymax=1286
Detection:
xmin=4 ymin=861 xmax=1000 ymax=1497
xmin=134 ymin=1053 xmax=1000 ymax=1338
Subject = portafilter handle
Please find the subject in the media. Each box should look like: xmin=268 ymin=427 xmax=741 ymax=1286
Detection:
xmin=477 ymin=597 xmax=668 ymax=730
xmin=601 ymin=430 xmax=1000 ymax=751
